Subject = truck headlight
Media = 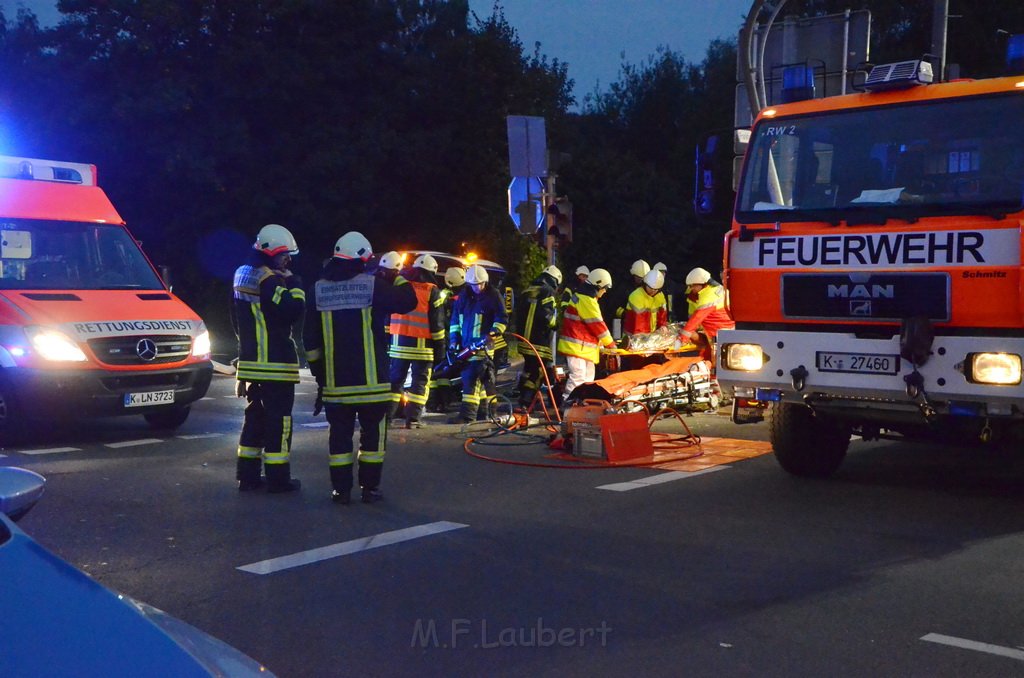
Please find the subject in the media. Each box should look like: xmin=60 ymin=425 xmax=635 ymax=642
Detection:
xmin=26 ymin=327 xmax=87 ymax=362
xmin=967 ymin=352 xmax=1022 ymax=385
xmin=723 ymin=343 xmax=764 ymax=371
xmin=191 ymin=330 xmax=211 ymax=358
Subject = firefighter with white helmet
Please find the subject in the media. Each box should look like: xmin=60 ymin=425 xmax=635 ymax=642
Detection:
xmin=447 ymin=263 xmax=508 ymax=423
xmin=388 ymin=253 xmax=445 ymax=427
xmin=623 ymin=268 xmax=668 ymax=336
xmin=558 ymin=268 xmax=615 ymax=401
xmin=516 ymin=264 xmax=562 ymax=408
xmin=232 ymin=224 xmax=305 ymax=493
xmin=377 ymin=250 xmax=403 ymax=283
xmin=426 ymin=265 xmax=466 ymax=414
xmin=304 ymin=232 xmax=416 ymax=504
xmin=608 ymin=259 xmax=651 ymax=334
xmin=680 ymin=266 xmax=734 ymax=346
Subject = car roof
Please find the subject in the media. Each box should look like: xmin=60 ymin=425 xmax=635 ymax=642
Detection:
xmin=402 ymin=250 xmax=506 ymax=274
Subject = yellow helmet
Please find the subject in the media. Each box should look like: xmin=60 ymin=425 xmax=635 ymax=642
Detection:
xmin=444 ymin=267 xmax=465 ymax=286
xmin=629 ymin=259 xmax=651 ymax=278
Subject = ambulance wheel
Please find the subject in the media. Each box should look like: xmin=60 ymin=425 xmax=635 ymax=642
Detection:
xmin=769 ymin=402 xmax=849 ymax=478
xmin=0 ymin=383 xmax=24 ymax=444
xmin=144 ymin=405 xmax=191 ymax=430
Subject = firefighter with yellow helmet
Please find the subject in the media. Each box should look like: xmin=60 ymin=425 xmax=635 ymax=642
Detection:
xmin=231 ymin=224 xmax=305 ymax=493
xmin=303 ymin=232 xmax=416 ymax=504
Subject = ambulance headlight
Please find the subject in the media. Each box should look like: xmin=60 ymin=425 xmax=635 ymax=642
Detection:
xmin=26 ymin=327 xmax=87 ymax=362
xmin=191 ymin=330 xmax=211 ymax=358
xmin=967 ymin=352 xmax=1022 ymax=385
xmin=723 ymin=343 xmax=764 ymax=371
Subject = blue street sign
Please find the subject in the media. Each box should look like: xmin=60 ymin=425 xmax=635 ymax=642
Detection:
xmin=507 ymin=176 xmax=544 ymax=233
xmin=507 ymin=116 xmax=548 ymax=177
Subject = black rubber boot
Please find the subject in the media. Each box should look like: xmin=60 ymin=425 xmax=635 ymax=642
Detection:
xmin=236 ymin=457 xmax=264 ymax=491
xmin=266 ymin=463 xmax=300 ymax=493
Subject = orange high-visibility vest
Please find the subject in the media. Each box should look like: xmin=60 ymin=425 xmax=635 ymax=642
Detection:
xmin=389 ymin=281 xmax=433 ymax=339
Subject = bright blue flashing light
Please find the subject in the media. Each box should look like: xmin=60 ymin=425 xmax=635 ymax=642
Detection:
xmin=1008 ymin=34 xmax=1024 ymax=72
xmin=781 ymin=66 xmax=815 ymax=103
xmin=949 ymin=401 xmax=983 ymax=417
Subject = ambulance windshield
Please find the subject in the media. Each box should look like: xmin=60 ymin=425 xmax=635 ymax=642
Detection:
xmin=0 ymin=220 xmax=164 ymax=290
xmin=736 ymin=92 xmax=1024 ymax=223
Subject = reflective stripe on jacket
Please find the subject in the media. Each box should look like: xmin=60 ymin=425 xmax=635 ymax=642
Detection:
xmin=449 ymin=286 xmax=508 ymax=361
xmin=389 ymin=278 xmax=445 ymax=361
xmin=516 ymin=276 xmax=558 ymax=360
xmin=558 ymin=289 xmax=613 ymax=363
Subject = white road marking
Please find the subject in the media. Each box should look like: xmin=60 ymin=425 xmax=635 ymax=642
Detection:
xmin=18 ymin=447 xmax=81 ymax=456
xmin=295 ymin=391 xmax=312 ymax=395
xmin=596 ymin=466 xmax=728 ymax=492
xmin=104 ymin=438 xmax=163 ymax=449
xmin=921 ymin=633 xmax=1024 ymax=661
xmin=176 ymin=433 xmax=225 ymax=440
xmin=200 ymin=397 xmax=215 ymax=401
xmin=237 ymin=521 xmax=469 ymax=575
xmin=301 ymin=422 xmax=330 ymax=428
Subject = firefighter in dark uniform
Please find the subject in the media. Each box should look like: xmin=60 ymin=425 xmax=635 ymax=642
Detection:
xmin=447 ymin=264 xmax=508 ymax=424
xmin=304 ymin=232 xmax=416 ymax=504
xmin=516 ymin=265 xmax=561 ymax=408
xmin=388 ymin=253 xmax=446 ymax=427
xmin=232 ymin=224 xmax=305 ymax=493
xmin=427 ymin=266 xmax=465 ymax=413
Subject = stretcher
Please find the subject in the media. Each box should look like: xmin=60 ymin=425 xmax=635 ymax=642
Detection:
xmin=569 ymin=353 xmax=718 ymax=414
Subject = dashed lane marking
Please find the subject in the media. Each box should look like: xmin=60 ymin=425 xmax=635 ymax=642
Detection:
xmin=176 ymin=433 xmax=225 ymax=440
xmin=597 ymin=466 xmax=728 ymax=492
xmin=16 ymin=447 xmax=82 ymax=456
xmin=921 ymin=633 xmax=1024 ymax=661
xmin=200 ymin=397 xmax=214 ymax=401
xmin=104 ymin=438 xmax=163 ymax=449
xmin=237 ymin=521 xmax=469 ymax=575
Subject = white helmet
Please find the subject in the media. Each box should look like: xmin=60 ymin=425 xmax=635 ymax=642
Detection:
xmin=413 ymin=253 xmax=439 ymax=274
xmin=587 ymin=268 xmax=612 ymax=289
xmin=444 ymin=267 xmax=465 ymax=286
xmin=333 ymin=231 xmax=372 ymax=261
xmin=379 ymin=251 xmax=403 ymax=271
xmin=543 ymin=265 xmax=562 ymax=286
xmin=465 ymin=264 xmax=489 ymax=285
xmin=575 ymin=265 xmax=590 ymax=276
xmin=685 ymin=267 xmax=712 ymax=285
xmin=652 ymin=262 xmax=668 ymax=273
xmin=629 ymin=259 xmax=651 ymax=278
xmin=643 ymin=269 xmax=665 ymax=290
xmin=254 ymin=224 xmax=298 ymax=256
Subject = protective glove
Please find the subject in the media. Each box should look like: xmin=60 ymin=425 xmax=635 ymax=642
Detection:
xmin=235 ymin=379 xmax=247 ymax=398
xmin=313 ymin=386 xmax=324 ymax=416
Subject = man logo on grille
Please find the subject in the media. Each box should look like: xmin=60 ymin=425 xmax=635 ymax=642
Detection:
xmin=136 ymin=338 xmax=158 ymax=361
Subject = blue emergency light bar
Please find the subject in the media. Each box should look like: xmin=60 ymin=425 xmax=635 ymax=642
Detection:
xmin=1008 ymin=34 xmax=1024 ymax=74
xmin=780 ymin=65 xmax=816 ymax=103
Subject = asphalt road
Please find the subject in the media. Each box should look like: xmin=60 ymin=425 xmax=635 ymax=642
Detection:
xmin=5 ymin=374 xmax=1024 ymax=677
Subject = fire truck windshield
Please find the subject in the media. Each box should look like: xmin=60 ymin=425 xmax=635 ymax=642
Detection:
xmin=736 ymin=92 xmax=1024 ymax=223
xmin=0 ymin=219 xmax=164 ymax=290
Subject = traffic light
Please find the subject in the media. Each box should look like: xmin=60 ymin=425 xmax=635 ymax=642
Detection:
xmin=551 ymin=197 xmax=572 ymax=243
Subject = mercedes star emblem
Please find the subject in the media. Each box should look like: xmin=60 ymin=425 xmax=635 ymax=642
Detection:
xmin=136 ymin=338 xmax=158 ymax=361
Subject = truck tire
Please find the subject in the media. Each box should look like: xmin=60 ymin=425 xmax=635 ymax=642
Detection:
xmin=144 ymin=405 xmax=191 ymax=431
xmin=769 ymin=401 xmax=850 ymax=478
xmin=0 ymin=382 xmax=23 ymax=444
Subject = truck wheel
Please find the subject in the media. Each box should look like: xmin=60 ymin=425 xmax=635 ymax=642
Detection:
xmin=769 ymin=402 xmax=850 ymax=478
xmin=144 ymin=405 xmax=191 ymax=430
xmin=0 ymin=384 xmax=23 ymax=444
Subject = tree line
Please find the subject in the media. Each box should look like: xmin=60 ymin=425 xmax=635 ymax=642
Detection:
xmin=1 ymin=0 xmax=1021 ymax=344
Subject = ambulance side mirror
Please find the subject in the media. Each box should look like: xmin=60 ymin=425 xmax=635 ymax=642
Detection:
xmin=158 ymin=265 xmax=173 ymax=292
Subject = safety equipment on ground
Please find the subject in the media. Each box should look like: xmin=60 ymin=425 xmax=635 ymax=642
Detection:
xmin=445 ymin=267 xmax=465 ymax=286
xmin=333 ymin=231 xmax=373 ymax=261
xmin=254 ymin=224 xmax=299 ymax=256
xmin=588 ymin=268 xmax=613 ymax=289
xmin=575 ymin=265 xmax=590 ymax=276
xmin=413 ymin=253 xmax=439 ymax=274
xmin=653 ymin=262 xmax=667 ymax=272
xmin=543 ymin=265 xmax=563 ymax=286
xmin=643 ymin=269 xmax=665 ymax=290
xmin=685 ymin=267 xmax=712 ymax=285
xmin=629 ymin=259 xmax=651 ymax=278
xmin=379 ymin=251 xmax=403 ymax=271
xmin=465 ymin=264 xmax=489 ymax=285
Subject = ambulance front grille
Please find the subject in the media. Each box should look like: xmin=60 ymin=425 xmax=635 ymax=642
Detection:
xmin=88 ymin=335 xmax=193 ymax=366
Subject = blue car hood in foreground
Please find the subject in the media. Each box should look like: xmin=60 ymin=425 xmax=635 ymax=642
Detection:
xmin=0 ymin=512 xmax=272 ymax=677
